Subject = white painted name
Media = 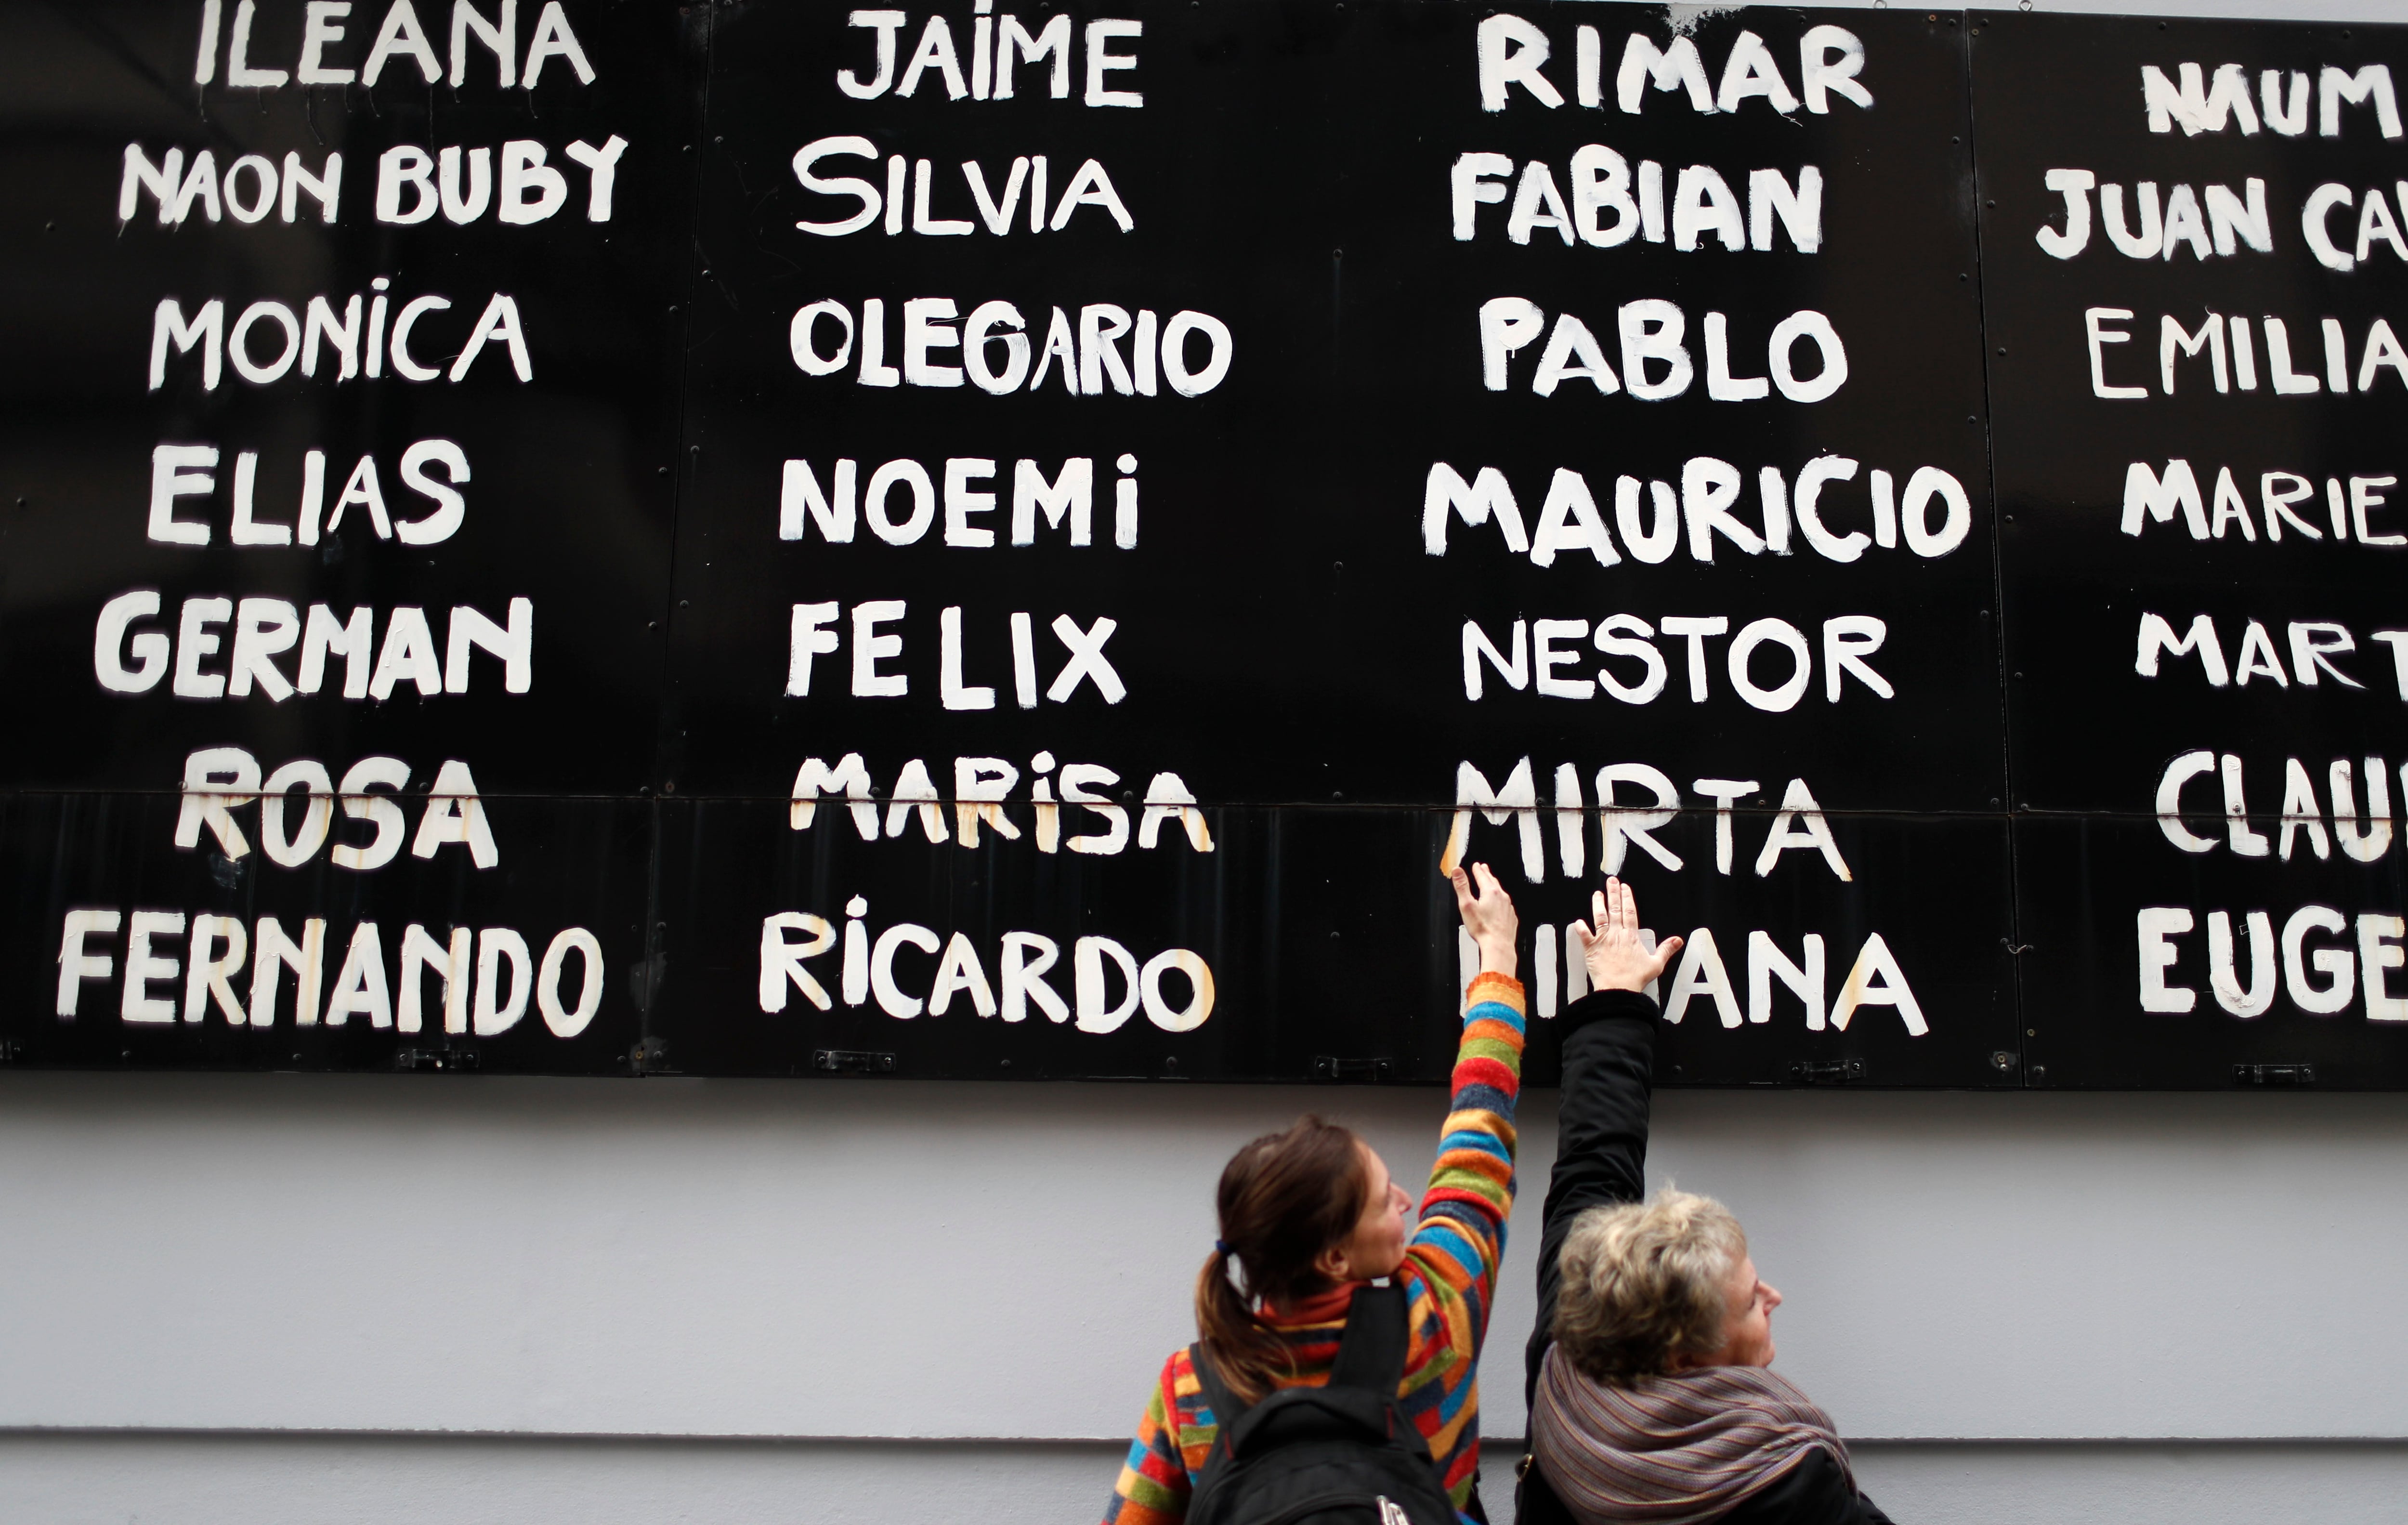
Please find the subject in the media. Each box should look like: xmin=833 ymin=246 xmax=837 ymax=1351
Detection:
xmin=1424 ymin=459 xmax=1969 ymax=567
xmin=2138 ymin=905 xmax=2408 ymax=1022
xmin=1453 ymin=150 xmax=1820 ymax=253
xmin=175 ymin=748 xmax=501 ymax=869
xmin=760 ymin=900 xmax=1209 ymax=1033
xmin=1473 ymin=15 xmax=1871 ymax=117
xmin=1479 ymin=298 xmax=1845 ymax=403
xmin=95 ymin=592 xmax=531 ymax=700
xmin=55 ymin=908 xmax=602 ymax=1035
xmin=834 ymin=8 xmax=1141 ymax=106
xmin=788 ymin=751 xmax=1211 ymax=856
xmin=794 ymin=139 xmax=1128 ymax=237
xmin=1438 ymin=757 xmax=1851 ymax=884
xmin=790 ymin=297 xmax=1229 ymax=396
xmin=1460 ymin=613 xmax=1893 ymax=711
xmin=2083 ymin=307 xmax=2408 ymax=398
xmin=149 ymin=285 xmax=533 ymax=391
xmin=191 ymin=0 xmax=598 ymax=90
xmin=147 ymin=440 xmax=468 ymax=547
xmin=781 ymin=455 xmax=1136 ymax=550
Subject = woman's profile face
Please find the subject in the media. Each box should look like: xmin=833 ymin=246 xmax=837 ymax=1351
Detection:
xmin=1320 ymin=1142 xmax=1414 ymax=1283
xmin=1705 ymin=1255 xmax=1783 ymax=1368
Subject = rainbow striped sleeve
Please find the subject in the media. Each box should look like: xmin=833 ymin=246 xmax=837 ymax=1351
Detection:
xmin=1103 ymin=1352 xmax=1208 ymax=1524
xmin=1398 ymin=970 xmax=1527 ymax=1508
xmin=1103 ymin=976 xmax=1525 ymax=1525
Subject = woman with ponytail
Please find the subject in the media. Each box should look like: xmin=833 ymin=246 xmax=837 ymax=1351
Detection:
xmin=1103 ymin=862 xmax=1528 ymax=1525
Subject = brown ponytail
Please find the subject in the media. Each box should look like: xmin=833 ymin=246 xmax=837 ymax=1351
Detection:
xmin=1194 ymin=1115 xmax=1373 ymax=1404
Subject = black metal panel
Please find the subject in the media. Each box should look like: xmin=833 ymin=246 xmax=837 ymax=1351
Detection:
xmin=9 ymin=3 xmax=2400 ymax=1087
xmin=0 ymin=790 xmax=650 ymax=1074
xmin=0 ymin=0 xmax=690 ymax=794
xmin=1316 ymin=5 xmax=1999 ymax=816
xmin=1974 ymin=10 xmax=2408 ymax=1084
xmin=2015 ymin=813 xmax=2408 ymax=1089
xmin=649 ymin=800 xmax=2018 ymax=1087
xmin=664 ymin=3 xmax=2001 ymax=815
xmin=1978 ymin=8 xmax=2408 ymax=811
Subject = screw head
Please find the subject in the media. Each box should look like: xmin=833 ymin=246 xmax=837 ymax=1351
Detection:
xmin=1989 ymin=1050 xmax=2015 ymax=1071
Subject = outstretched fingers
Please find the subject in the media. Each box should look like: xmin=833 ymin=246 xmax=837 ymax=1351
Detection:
xmin=1602 ymin=877 xmax=1681 ymax=983
xmin=1645 ymin=933 xmax=1685 ymax=982
xmin=1472 ymin=861 xmax=1504 ymax=902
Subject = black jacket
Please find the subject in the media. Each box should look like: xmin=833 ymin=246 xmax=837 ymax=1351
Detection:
xmin=1516 ymin=990 xmax=1894 ymax=1525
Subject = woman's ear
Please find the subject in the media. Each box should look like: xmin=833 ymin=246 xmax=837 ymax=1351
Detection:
xmin=1313 ymin=1244 xmax=1352 ymax=1284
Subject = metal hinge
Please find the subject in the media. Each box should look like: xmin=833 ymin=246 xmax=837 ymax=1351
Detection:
xmin=1312 ymin=1056 xmax=1393 ymax=1082
xmin=2235 ymin=1062 xmax=2316 ymax=1086
xmin=395 ymin=1046 xmax=479 ymax=1072
xmin=1788 ymin=1058 xmax=1866 ymax=1084
xmin=813 ymin=1048 xmax=896 ymax=1075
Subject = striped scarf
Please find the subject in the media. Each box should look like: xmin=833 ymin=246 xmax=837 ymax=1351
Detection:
xmin=1529 ymin=1343 xmax=1852 ymax=1525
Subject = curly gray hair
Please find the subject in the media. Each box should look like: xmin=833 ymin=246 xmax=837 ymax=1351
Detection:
xmin=1552 ymin=1188 xmax=1746 ymax=1385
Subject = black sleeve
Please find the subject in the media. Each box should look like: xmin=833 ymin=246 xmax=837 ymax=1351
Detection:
xmin=1524 ymin=987 xmax=1658 ymax=1413
xmin=1710 ymin=1449 xmax=1898 ymax=1525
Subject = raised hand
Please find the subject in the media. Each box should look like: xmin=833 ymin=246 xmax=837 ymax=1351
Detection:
xmin=1449 ymin=861 xmax=1519 ymax=981
xmin=1569 ymin=877 xmax=1682 ymax=995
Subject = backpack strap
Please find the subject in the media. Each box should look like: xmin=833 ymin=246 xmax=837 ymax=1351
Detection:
xmin=1190 ymin=1329 xmax=1252 ymax=1435
xmin=1191 ymin=1281 xmax=1407 ymax=1454
xmin=1326 ymin=1280 xmax=1411 ymax=1397
xmin=1192 ymin=1283 xmax=1437 ymax=1501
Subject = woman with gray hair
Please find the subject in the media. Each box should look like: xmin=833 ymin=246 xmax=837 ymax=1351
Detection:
xmin=1516 ymin=880 xmax=1893 ymax=1525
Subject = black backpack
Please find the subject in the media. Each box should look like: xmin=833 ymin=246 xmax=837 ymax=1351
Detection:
xmin=1186 ymin=1282 xmax=1465 ymax=1525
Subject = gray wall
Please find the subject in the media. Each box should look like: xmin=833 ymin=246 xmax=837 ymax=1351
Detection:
xmin=15 ymin=0 xmax=2408 ymax=1519
xmin=6 ymin=1069 xmax=2408 ymax=1522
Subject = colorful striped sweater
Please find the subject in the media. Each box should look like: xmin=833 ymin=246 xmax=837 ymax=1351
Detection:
xmin=1103 ymin=972 xmax=1528 ymax=1525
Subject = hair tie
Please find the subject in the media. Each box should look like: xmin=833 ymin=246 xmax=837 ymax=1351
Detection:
xmin=1214 ymin=1239 xmax=1232 ymax=1257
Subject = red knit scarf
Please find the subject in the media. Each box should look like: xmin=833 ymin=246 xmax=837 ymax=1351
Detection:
xmin=1530 ymin=1343 xmax=1853 ymax=1525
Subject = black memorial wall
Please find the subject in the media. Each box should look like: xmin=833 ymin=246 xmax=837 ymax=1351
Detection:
xmin=0 ymin=1 xmax=2397 ymax=1089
